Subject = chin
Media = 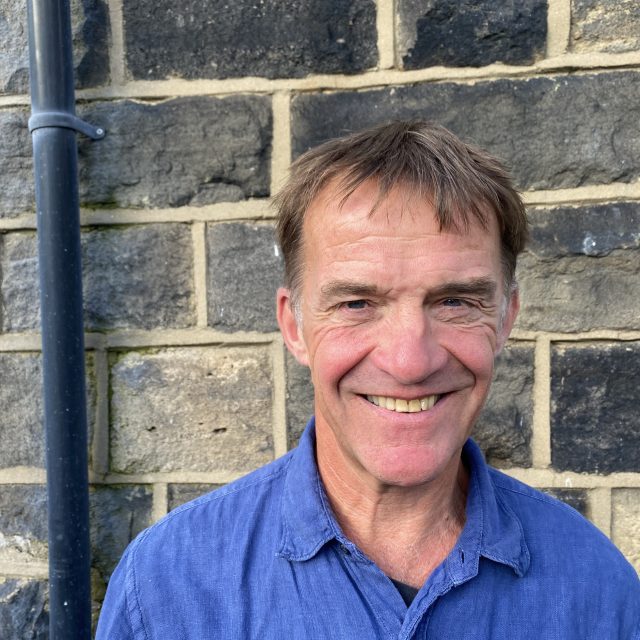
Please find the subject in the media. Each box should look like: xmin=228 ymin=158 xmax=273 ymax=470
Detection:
xmin=361 ymin=446 xmax=461 ymax=488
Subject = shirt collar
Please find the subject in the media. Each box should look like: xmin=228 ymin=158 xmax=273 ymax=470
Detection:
xmin=447 ymin=439 xmax=530 ymax=582
xmin=278 ymin=418 xmax=340 ymax=561
xmin=278 ymin=419 xmax=530 ymax=580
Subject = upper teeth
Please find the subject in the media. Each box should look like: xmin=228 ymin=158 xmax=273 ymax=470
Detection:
xmin=366 ymin=395 xmax=438 ymax=412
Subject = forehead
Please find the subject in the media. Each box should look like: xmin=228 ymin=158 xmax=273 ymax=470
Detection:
xmin=300 ymin=180 xmax=501 ymax=274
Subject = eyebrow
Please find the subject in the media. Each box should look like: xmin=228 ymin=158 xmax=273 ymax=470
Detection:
xmin=319 ymin=277 xmax=498 ymax=302
xmin=427 ymin=277 xmax=498 ymax=301
xmin=319 ymin=280 xmax=381 ymax=301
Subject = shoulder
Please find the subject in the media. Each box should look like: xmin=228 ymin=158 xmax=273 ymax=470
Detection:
xmin=489 ymin=467 xmax=639 ymax=587
xmin=97 ymin=452 xmax=298 ymax=638
xmin=165 ymin=450 xmax=294 ymax=520
xmin=128 ymin=451 xmax=295 ymax=569
xmin=488 ymin=467 xmax=591 ymax=529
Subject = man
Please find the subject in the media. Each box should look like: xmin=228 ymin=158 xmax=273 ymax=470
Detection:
xmin=97 ymin=121 xmax=639 ymax=639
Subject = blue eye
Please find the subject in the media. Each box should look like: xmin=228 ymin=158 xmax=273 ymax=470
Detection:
xmin=442 ymin=298 xmax=463 ymax=307
xmin=345 ymin=300 xmax=367 ymax=310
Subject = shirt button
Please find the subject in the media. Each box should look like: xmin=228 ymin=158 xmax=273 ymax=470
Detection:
xmin=340 ymin=544 xmax=350 ymax=555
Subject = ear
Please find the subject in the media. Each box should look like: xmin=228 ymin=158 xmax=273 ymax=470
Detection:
xmin=276 ymin=287 xmax=310 ymax=366
xmin=496 ymin=287 xmax=520 ymax=355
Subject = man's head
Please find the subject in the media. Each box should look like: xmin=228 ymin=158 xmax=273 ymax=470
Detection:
xmin=275 ymin=120 xmax=528 ymax=311
xmin=274 ymin=120 xmax=528 ymax=490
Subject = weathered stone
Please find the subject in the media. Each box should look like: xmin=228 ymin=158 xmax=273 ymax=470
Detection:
xmin=0 ymin=0 xmax=109 ymax=95
xmin=0 ymin=578 xmax=48 ymax=639
xmin=82 ymin=224 xmax=196 ymax=330
xmin=474 ymin=343 xmax=533 ymax=468
xmin=1 ymin=225 xmax=196 ymax=331
xmin=72 ymin=0 xmax=111 ymax=88
xmin=110 ymin=347 xmax=274 ymax=474
xmin=551 ymin=343 xmax=640 ymax=474
xmin=527 ymin=203 xmax=640 ymax=258
xmin=571 ymin=0 xmax=640 ymax=54
xmin=0 ymin=232 xmax=39 ymax=331
xmin=89 ymin=485 xmax=152 ymax=580
xmin=542 ymin=489 xmax=590 ymax=518
xmin=397 ymin=0 xmax=546 ymax=69
xmin=77 ymin=97 xmax=272 ymax=208
xmin=123 ymin=0 xmax=376 ymax=80
xmin=0 ymin=0 xmax=30 ymax=95
xmin=0 ymin=352 xmax=96 ymax=468
xmin=291 ymin=71 xmax=640 ymax=191
xmin=0 ymin=483 xmax=150 ymax=586
xmin=285 ymin=350 xmax=314 ymax=449
xmin=611 ymin=489 xmax=640 ymax=574
xmin=207 ymin=223 xmax=283 ymax=332
xmin=517 ymin=250 xmax=639 ymax=332
xmin=516 ymin=204 xmax=640 ymax=332
xmin=0 ymin=353 xmax=45 ymax=468
xmin=0 ymin=485 xmax=47 ymax=564
xmin=168 ymin=484 xmax=221 ymax=511
xmin=0 ymin=109 xmax=33 ymax=217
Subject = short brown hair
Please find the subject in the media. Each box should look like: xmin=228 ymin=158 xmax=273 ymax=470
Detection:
xmin=274 ymin=120 xmax=528 ymax=297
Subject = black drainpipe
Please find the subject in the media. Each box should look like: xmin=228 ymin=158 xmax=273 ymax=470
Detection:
xmin=26 ymin=0 xmax=105 ymax=636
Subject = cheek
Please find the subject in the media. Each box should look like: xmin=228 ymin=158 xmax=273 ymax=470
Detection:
xmin=442 ymin=329 xmax=497 ymax=385
xmin=305 ymin=326 xmax=373 ymax=389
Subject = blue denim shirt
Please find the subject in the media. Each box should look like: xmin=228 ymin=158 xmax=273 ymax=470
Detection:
xmin=97 ymin=420 xmax=640 ymax=639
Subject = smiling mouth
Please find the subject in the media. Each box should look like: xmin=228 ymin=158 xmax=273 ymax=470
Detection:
xmin=365 ymin=394 xmax=440 ymax=413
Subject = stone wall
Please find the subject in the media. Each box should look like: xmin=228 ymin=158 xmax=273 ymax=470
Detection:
xmin=1 ymin=0 xmax=639 ymax=634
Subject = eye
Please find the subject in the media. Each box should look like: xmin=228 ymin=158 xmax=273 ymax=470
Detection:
xmin=345 ymin=299 xmax=368 ymax=310
xmin=442 ymin=298 xmax=464 ymax=307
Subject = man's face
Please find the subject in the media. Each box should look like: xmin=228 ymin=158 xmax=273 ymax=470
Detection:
xmin=277 ymin=180 xmax=519 ymax=490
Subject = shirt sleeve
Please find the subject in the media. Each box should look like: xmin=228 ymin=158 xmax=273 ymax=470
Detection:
xmin=95 ymin=547 xmax=137 ymax=640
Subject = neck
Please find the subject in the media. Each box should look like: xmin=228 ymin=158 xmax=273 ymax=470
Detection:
xmin=317 ymin=434 xmax=468 ymax=588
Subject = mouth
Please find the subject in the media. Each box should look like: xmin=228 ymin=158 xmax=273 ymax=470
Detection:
xmin=364 ymin=394 xmax=441 ymax=413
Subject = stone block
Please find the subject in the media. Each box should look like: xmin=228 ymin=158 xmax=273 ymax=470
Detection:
xmin=123 ymin=0 xmax=376 ymax=80
xmin=0 ymin=352 xmax=97 ymax=469
xmin=397 ymin=0 xmax=546 ymax=69
xmin=0 ymin=485 xmax=47 ymax=564
xmin=517 ymin=252 xmax=639 ymax=332
xmin=474 ymin=343 xmax=534 ymax=468
xmin=0 ymin=578 xmax=48 ymax=639
xmin=611 ymin=489 xmax=640 ymax=574
xmin=551 ymin=343 xmax=640 ymax=474
xmin=0 ymin=483 xmax=151 ymax=583
xmin=168 ymin=484 xmax=221 ymax=511
xmin=291 ymin=71 xmax=640 ymax=191
xmin=110 ymin=347 xmax=274 ymax=474
xmin=1 ymin=225 xmax=196 ymax=331
xmin=77 ymin=96 xmax=271 ymax=208
xmin=207 ymin=223 xmax=283 ymax=332
xmin=284 ymin=350 xmax=314 ymax=449
xmin=0 ymin=0 xmax=30 ymax=94
xmin=0 ymin=0 xmax=109 ymax=95
xmin=89 ymin=485 xmax=153 ymax=581
xmin=0 ymin=109 xmax=33 ymax=217
xmin=527 ymin=203 xmax=640 ymax=258
xmin=571 ymin=0 xmax=640 ymax=54
xmin=0 ymin=232 xmax=39 ymax=331
xmin=0 ymin=353 xmax=45 ymax=468
xmin=542 ymin=488 xmax=589 ymax=518
xmin=517 ymin=204 xmax=640 ymax=332
xmin=72 ymin=0 xmax=110 ymax=88
xmin=82 ymin=224 xmax=196 ymax=330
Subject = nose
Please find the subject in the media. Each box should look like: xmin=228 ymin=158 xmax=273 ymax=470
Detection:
xmin=372 ymin=306 xmax=448 ymax=385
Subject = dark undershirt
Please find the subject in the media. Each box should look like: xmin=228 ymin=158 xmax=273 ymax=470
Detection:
xmin=390 ymin=578 xmax=420 ymax=607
